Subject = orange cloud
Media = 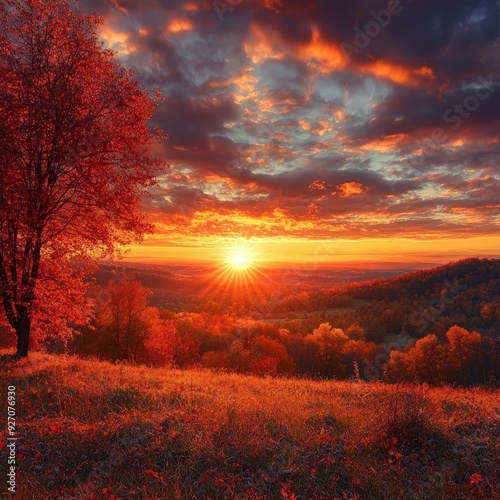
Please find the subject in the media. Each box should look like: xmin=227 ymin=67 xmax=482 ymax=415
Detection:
xmin=336 ymin=182 xmax=367 ymax=198
xmin=183 ymin=2 xmax=198 ymax=11
xmin=166 ymin=19 xmax=194 ymax=34
xmin=126 ymin=235 xmax=500 ymax=266
xmin=308 ymin=180 xmax=327 ymax=191
xmin=299 ymin=27 xmax=346 ymax=75
xmin=362 ymin=133 xmax=408 ymax=153
xmin=99 ymin=26 xmax=132 ymax=54
xmin=361 ymin=61 xmax=436 ymax=88
xmin=244 ymin=24 xmax=285 ymax=64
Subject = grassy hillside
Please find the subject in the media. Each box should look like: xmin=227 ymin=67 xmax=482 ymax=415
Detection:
xmin=1 ymin=352 xmax=499 ymax=499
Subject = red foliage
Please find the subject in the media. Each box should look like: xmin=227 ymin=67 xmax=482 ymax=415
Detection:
xmin=250 ymin=356 xmax=279 ymax=377
xmin=251 ymin=335 xmax=296 ymax=374
xmin=0 ymin=0 xmax=166 ymax=355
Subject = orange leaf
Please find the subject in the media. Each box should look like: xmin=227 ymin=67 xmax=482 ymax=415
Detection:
xmin=470 ymin=473 xmax=483 ymax=485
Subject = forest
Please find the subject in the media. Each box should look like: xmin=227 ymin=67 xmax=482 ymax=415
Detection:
xmin=3 ymin=258 xmax=496 ymax=387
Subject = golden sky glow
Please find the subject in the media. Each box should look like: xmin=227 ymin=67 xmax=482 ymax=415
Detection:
xmin=124 ymin=235 xmax=500 ymax=267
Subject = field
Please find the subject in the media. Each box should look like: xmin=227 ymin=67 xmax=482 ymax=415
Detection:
xmin=1 ymin=352 xmax=499 ymax=499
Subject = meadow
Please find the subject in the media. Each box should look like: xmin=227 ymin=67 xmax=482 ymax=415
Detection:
xmin=1 ymin=351 xmax=498 ymax=499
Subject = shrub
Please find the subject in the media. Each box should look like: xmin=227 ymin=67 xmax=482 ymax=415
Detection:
xmin=377 ymin=383 xmax=429 ymax=445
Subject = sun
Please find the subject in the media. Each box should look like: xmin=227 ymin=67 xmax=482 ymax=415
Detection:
xmin=227 ymin=249 xmax=253 ymax=271
xmin=233 ymin=253 xmax=248 ymax=267
xmin=196 ymin=243 xmax=271 ymax=313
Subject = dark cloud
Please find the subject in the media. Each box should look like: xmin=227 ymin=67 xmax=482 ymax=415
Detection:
xmin=156 ymin=97 xmax=239 ymax=149
xmin=358 ymin=78 xmax=500 ymax=141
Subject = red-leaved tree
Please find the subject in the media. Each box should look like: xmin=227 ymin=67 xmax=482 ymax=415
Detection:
xmin=0 ymin=0 xmax=166 ymax=356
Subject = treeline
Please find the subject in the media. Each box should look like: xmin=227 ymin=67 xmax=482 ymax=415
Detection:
xmin=386 ymin=327 xmax=498 ymax=386
xmin=66 ymin=277 xmax=499 ymax=386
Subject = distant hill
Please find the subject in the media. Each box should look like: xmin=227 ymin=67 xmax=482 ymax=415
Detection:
xmin=346 ymin=258 xmax=500 ymax=301
xmin=95 ymin=263 xmax=187 ymax=290
xmin=93 ymin=261 xmax=418 ymax=314
xmin=319 ymin=258 xmax=500 ymax=339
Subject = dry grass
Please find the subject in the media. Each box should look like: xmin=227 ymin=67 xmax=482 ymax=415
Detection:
xmin=0 ymin=351 xmax=499 ymax=499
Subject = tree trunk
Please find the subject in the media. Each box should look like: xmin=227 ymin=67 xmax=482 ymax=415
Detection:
xmin=16 ymin=310 xmax=31 ymax=357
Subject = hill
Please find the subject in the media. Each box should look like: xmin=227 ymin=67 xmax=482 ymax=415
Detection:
xmin=344 ymin=258 xmax=500 ymax=303
xmin=315 ymin=258 xmax=500 ymax=339
xmin=1 ymin=352 xmax=498 ymax=499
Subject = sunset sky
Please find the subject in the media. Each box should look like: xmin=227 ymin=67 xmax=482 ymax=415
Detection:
xmin=81 ymin=0 xmax=500 ymax=266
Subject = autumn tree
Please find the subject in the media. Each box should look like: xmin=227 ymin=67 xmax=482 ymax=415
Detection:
xmin=96 ymin=279 xmax=159 ymax=362
xmin=308 ymin=323 xmax=348 ymax=378
xmin=406 ymin=334 xmax=444 ymax=385
xmin=141 ymin=319 xmax=178 ymax=366
xmin=343 ymin=339 xmax=377 ymax=379
xmin=444 ymin=326 xmax=482 ymax=385
xmin=250 ymin=335 xmax=296 ymax=375
xmin=169 ymin=330 xmax=201 ymax=368
xmin=0 ymin=0 xmax=165 ymax=355
xmin=384 ymin=350 xmax=411 ymax=383
xmin=141 ymin=318 xmax=200 ymax=368
xmin=345 ymin=324 xmax=365 ymax=341
xmin=385 ymin=327 xmax=488 ymax=386
xmin=279 ymin=328 xmax=318 ymax=377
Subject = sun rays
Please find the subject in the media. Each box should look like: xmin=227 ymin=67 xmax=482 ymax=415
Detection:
xmin=193 ymin=244 xmax=274 ymax=314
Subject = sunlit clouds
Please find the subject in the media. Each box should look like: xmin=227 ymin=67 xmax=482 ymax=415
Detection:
xmin=80 ymin=0 xmax=500 ymax=264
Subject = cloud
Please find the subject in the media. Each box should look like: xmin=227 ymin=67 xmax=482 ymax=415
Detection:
xmin=336 ymin=182 xmax=368 ymax=198
xmin=78 ymin=0 xmax=500 ymax=246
